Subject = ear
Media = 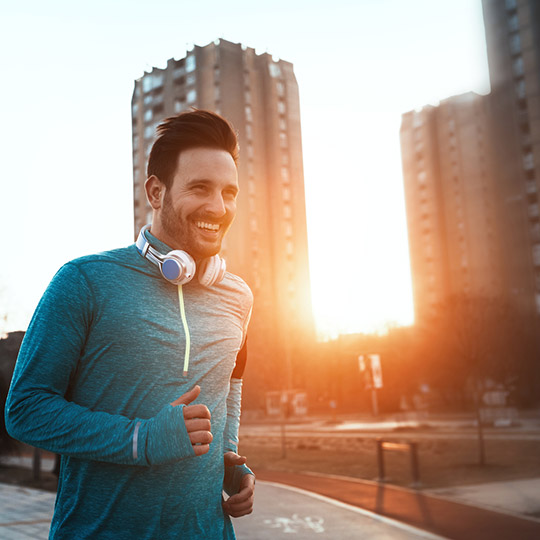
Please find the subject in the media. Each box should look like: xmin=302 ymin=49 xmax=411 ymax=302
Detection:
xmin=145 ymin=175 xmax=165 ymax=210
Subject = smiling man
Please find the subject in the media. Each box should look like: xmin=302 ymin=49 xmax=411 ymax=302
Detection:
xmin=6 ymin=110 xmax=255 ymax=539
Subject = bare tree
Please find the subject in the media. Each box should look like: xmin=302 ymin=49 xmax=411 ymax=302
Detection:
xmin=419 ymin=295 xmax=534 ymax=465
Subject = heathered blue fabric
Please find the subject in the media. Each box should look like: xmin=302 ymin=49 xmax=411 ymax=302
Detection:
xmin=5 ymin=233 xmax=253 ymax=539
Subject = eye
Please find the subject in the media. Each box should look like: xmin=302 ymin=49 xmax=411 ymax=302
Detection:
xmin=223 ymin=188 xmax=238 ymax=200
xmin=191 ymin=184 xmax=209 ymax=194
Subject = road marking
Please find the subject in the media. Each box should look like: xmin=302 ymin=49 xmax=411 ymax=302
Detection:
xmin=263 ymin=514 xmax=325 ymax=533
xmin=259 ymin=481 xmax=446 ymax=539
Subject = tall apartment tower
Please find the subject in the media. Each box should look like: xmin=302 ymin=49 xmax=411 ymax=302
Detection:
xmin=482 ymin=0 xmax=540 ymax=318
xmin=401 ymin=93 xmax=501 ymax=322
xmin=131 ymin=39 xmax=313 ymax=406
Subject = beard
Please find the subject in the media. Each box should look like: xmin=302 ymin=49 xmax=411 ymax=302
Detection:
xmin=160 ymin=189 xmax=227 ymax=260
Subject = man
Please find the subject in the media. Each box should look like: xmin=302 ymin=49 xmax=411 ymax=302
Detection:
xmin=6 ymin=110 xmax=255 ymax=539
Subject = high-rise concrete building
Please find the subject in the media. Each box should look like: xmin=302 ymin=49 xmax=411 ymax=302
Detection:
xmin=402 ymin=0 xmax=540 ymax=326
xmin=131 ymin=39 xmax=313 ymax=406
xmin=401 ymin=93 xmax=502 ymax=322
xmin=482 ymin=0 xmax=540 ymax=319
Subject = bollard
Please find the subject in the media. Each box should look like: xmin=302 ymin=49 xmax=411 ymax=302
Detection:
xmin=376 ymin=439 xmax=385 ymax=482
xmin=376 ymin=439 xmax=421 ymax=488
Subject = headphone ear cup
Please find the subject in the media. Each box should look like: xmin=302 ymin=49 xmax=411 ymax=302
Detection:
xmin=161 ymin=250 xmax=196 ymax=285
xmin=198 ymin=255 xmax=227 ymax=287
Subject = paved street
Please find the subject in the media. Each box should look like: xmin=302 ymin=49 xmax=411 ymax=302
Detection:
xmin=234 ymin=481 xmax=441 ymax=539
xmin=0 ymin=481 xmax=440 ymax=539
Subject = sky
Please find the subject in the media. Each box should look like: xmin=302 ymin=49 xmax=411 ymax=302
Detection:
xmin=0 ymin=0 xmax=491 ymax=338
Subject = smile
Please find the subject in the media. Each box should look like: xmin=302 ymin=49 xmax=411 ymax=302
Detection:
xmin=196 ymin=221 xmax=220 ymax=232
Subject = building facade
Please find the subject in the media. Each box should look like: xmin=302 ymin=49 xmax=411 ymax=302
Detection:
xmin=131 ymin=39 xmax=314 ymax=406
xmin=401 ymin=93 xmax=501 ymax=322
xmin=482 ymin=0 xmax=540 ymax=318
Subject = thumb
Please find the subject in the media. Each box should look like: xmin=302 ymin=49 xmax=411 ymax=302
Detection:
xmin=171 ymin=385 xmax=201 ymax=407
xmin=224 ymin=451 xmax=247 ymax=467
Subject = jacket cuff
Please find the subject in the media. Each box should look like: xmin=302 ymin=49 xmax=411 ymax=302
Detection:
xmin=223 ymin=463 xmax=254 ymax=496
xmin=143 ymin=404 xmax=195 ymax=465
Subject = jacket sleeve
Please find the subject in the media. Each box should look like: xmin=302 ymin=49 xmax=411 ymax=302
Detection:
xmin=5 ymin=262 xmax=194 ymax=466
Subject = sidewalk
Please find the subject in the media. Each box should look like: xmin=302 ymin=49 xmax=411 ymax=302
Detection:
xmin=0 ymin=481 xmax=443 ymax=540
xmin=2 ymin=470 xmax=540 ymax=539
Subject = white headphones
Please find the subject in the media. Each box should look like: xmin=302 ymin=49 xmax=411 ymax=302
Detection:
xmin=136 ymin=225 xmax=226 ymax=287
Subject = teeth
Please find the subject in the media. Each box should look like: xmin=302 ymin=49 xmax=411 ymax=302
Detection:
xmin=197 ymin=221 xmax=220 ymax=231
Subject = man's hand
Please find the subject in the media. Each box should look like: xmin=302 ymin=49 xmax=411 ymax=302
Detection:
xmin=222 ymin=452 xmax=255 ymax=517
xmin=171 ymin=385 xmax=212 ymax=456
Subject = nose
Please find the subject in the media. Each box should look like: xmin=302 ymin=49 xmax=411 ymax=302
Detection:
xmin=205 ymin=191 xmax=226 ymax=217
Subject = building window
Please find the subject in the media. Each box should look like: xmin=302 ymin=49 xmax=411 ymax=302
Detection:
xmin=529 ymin=203 xmax=539 ymax=219
xmin=186 ymin=55 xmax=196 ymax=73
xmin=142 ymin=76 xmax=152 ymax=93
xmin=507 ymin=13 xmax=519 ymax=32
xmin=279 ymin=118 xmax=287 ymax=131
xmin=277 ymin=101 xmax=286 ymax=114
xmin=283 ymin=187 xmax=291 ymax=201
xmin=144 ymin=125 xmax=154 ymax=139
xmin=144 ymin=109 xmax=153 ymax=122
xmin=186 ymin=74 xmax=196 ymax=86
xmin=284 ymin=204 xmax=292 ymax=218
xmin=142 ymin=73 xmax=163 ymax=93
xmin=245 ymin=106 xmax=253 ymax=123
xmin=505 ymin=0 xmax=517 ymax=10
xmin=286 ymin=241 xmax=293 ymax=255
xmin=516 ymin=78 xmax=526 ymax=99
xmin=279 ymin=133 xmax=288 ymax=148
xmin=187 ymin=89 xmax=197 ymax=104
xmin=246 ymin=124 xmax=253 ymax=140
xmin=173 ymin=66 xmax=185 ymax=79
xmin=512 ymin=56 xmax=524 ymax=77
xmin=250 ymin=217 xmax=258 ymax=232
xmin=174 ymin=99 xmax=185 ymax=113
xmin=281 ymin=167 xmax=289 ymax=183
xmin=248 ymin=179 xmax=256 ymax=194
xmin=276 ymin=81 xmax=285 ymax=96
xmin=509 ymin=32 xmax=521 ymax=55
xmin=269 ymin=62 xmax=281 ymax=78
xmin=285 ymin=222 xmax=293 ymax=237
xmin=132 ymin=103 xmax=139 ymax=116
xmin=523 ymin=152 xmax=535 ymax=170
xmin=412 ymin=113 xmax=423 ymax=128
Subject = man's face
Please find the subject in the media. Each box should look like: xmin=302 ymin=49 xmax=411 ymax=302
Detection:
xmin=157 ymin=147 xmax=239 ymax=260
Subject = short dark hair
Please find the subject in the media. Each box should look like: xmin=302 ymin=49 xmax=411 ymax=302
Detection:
xmin=147 ymin=109 xmax=239 ymax=189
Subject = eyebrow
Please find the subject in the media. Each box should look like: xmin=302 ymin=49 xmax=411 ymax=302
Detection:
xmin=186 ymin=179 xmax=239 ymax=193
